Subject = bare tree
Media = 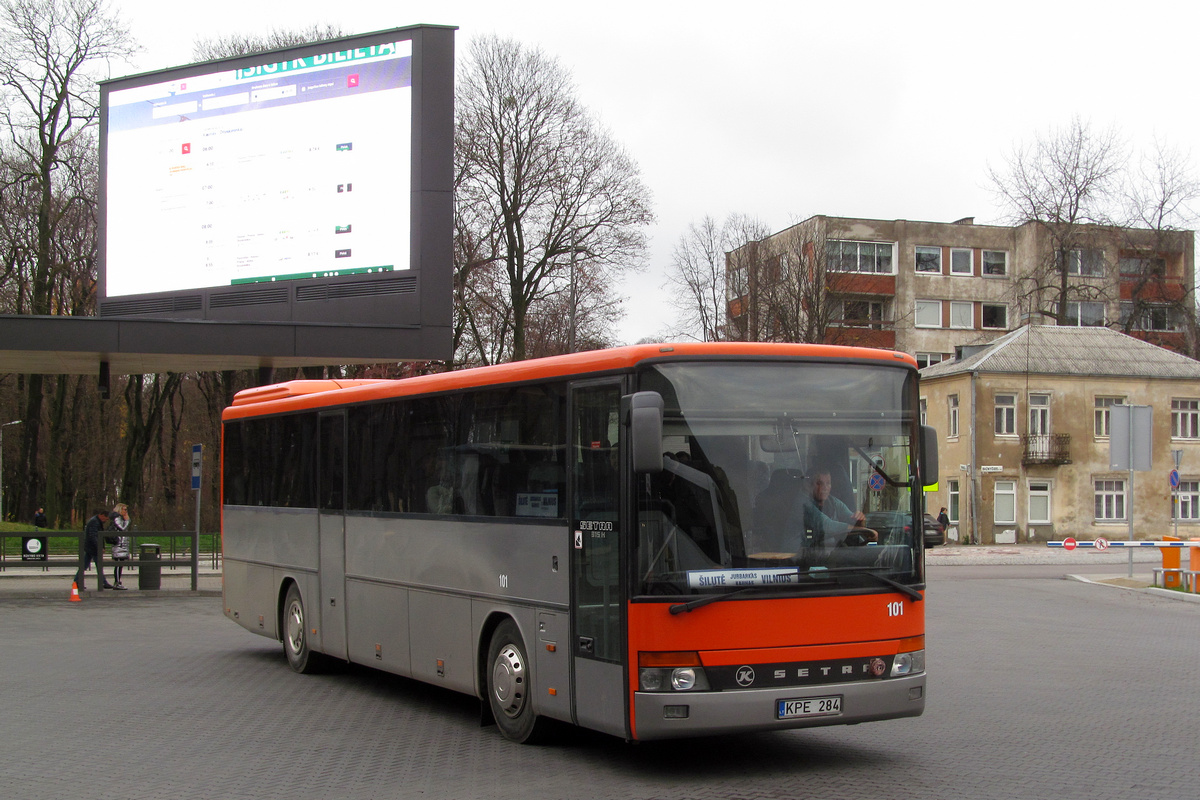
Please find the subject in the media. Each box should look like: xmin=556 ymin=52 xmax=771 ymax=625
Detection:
xmin=988 ymin=117 xmax=1125 ymax=325
xmin=1116 ymin=139 xmax=1200 ymax=348
xmin=455 ymin=35 xmax=653 ymax=362
xmin=0 ymin=0 xmax=136 ymax=521
xmin=192 ymin=24 xmax=343 ymax=61
xmin=667 ymin=214 xmax=769 ymax=342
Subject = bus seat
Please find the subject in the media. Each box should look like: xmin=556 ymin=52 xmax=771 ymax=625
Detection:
xmin=753 ymin=469 xmax=804 ymax=553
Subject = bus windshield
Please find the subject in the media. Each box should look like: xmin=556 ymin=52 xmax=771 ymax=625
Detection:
xmin=635 ymin=360 xmax=921 ymax=598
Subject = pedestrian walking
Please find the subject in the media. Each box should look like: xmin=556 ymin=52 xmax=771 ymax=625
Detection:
xmin=73 ymin=510 xmax=111 ymax=591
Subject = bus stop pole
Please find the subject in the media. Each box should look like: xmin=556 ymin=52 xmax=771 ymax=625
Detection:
xmin=191 ymin=444 xmax=202 ymax=592
xmin=1127 ymin=424 xmax=1134 ymax=579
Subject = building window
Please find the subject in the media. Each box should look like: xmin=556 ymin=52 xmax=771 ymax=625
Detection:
xmin=982 ymin=250 xmax=1007 ymax=276
xmin=1094 ymin=479 xmax=1126 ymax=521
xmin=995 ymin=393 xmax=1016 ymax=436
xmin=915 ymin=299 xmax=942 ymax=328
xmin=1028 ymin=394 xmax=1050 ymax=436
xmin=1118 ymin=256 xmax=1165 ymax=277
xmin=1095 ymin=396 xmax=1124 ymax=437
xmin=1028 ymin=480 xmax=1051 ymax=524
xmin=948 ymin=479 xmax=960 ymax=523
xmin=982 ymin=304 xmax=1007 ymax=329
xmin=1064 ymin=301 xmax=1105 ymax=327
xmin=1119 ymin=302 xmax=1181 ymax=332
xmin=949 ymin=301 xmax=973 ymax=329
xmin=828 ymin=240 xmax=894 ymax=274
xmin=915 ymin=352 xmax=944 ymax=369
xmin=1176 ymin=482 xmax=1195 ymax=520
xmin=1061 ymin=248 xmax=1106 ymax=277
xmin=1173 ymin=399 xmax=1200 ymax=439
xmin=841 ymin=299 xmax=884 ymax=328
xmin=915 ymin=245 xmax=941 ymax=273
xmin=919 ymin=397 xmax=928 ymax=426
xmin=994 ymin=480 xmax=1017 ymax=524
xmin=948 ymin=394 xmax=959 ymax=438
xmin=1176 ymin=480 xmax=1200 ymax=520
xmin=950 ymin=248 xmax=973 ymax=275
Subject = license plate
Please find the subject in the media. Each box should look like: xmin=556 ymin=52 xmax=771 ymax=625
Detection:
xmin=777 ymin=695 xmax=842 ymax=719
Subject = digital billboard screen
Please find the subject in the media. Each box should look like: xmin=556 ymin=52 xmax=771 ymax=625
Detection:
xmin=98 ymin=25 xmax=453 ymax=334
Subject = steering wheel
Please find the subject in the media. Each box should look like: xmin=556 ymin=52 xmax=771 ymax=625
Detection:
xmin=839 ymin=527 xmax=879 ymax=547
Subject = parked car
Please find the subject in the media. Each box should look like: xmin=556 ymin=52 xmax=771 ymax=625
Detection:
xmin=922 ymin=513 xmax=945 ymax=548
xmin=859 ymin=511 xmax=945 ymax=548
xmin=861 ymin=511 xmax=912 ymax=547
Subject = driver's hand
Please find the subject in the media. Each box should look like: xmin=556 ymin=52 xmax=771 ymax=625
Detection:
xmin=852 ymin=510 xmax=866 ymax=526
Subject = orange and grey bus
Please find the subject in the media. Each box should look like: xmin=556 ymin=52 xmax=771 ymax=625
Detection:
xmin=221 ymin=342 xmax=937 ymax=742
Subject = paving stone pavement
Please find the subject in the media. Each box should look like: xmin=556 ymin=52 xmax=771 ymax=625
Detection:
xmin=1 ymin=558 xmax=1198 ymax=799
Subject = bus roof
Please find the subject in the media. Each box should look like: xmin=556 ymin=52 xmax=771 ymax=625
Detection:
xmin=223 ymin=342 xmax=917 ymax=420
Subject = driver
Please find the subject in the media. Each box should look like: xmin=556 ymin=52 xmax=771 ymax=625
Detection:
xmin=789 ymin=470 xmax=875 ymax=548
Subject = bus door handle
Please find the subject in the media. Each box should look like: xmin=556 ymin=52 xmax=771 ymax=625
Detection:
xmin=578 ymin=636 xmax=594 ymax=655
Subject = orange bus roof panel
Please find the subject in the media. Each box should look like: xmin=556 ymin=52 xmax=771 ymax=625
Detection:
xmin=223 ymin=343 xmax=917 ymax=420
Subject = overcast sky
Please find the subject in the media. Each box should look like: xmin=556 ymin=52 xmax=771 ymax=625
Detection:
xmin=109 ymin=0 xmax=1199 ymax=345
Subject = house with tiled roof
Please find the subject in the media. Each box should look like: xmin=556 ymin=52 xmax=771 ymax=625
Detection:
xmin=919 ymin=325 xmax=1200 ymax=545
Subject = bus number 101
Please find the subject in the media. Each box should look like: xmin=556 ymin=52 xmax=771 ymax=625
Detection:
xmin=886 ymin=601 xmax=904 ymax=617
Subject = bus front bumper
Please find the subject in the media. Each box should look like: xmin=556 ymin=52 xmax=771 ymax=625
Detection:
xmin=632 ymin=674 xmax=925 ymax=740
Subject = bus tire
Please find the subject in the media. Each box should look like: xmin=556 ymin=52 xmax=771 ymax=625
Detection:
xmin=282 ymin=583 xmax=326 ymax=674
xmin=486 ymin=619 xmax=544 ymax=743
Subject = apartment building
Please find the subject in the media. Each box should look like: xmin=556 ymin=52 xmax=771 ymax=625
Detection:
xmin=726 ymin=215 xmax=1195 ymax=365
xmin=920 ymin=325 xmax=1200 ymax=544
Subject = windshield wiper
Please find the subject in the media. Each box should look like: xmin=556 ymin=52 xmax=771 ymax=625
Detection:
xmin=842 ymin=569 xmax=924 ymax=601
xmin=669 ymin=584 xmax=772 ymax=614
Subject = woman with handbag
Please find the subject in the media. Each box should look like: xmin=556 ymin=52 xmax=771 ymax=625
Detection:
xmin=110 ymin=503 xmax=132 ymax=590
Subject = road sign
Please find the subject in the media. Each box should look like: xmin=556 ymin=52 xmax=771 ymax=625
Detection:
xmin=1170 ymin=469 xmax=1180 ymax=488
xmin=1062 ymin=537 xmax=1077 ymax=551
xmin=1110 ymin=404 xmax=1153 ymax=471
xmin=869 ymin=472 xmax=885 ymax=491
xmin=191 ymin=443 xmax=203 ymax=490
xmin=1094 ymin=537 xmax=1109 ymax=551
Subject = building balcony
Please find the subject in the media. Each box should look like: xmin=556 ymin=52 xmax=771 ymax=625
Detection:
xmin=1022 ymin=434 xmax=1071 ymax=465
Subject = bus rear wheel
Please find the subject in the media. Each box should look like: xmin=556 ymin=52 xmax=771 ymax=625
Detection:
xmin=283 ymin=584 xmax=326 ymax=674
xmin=487 ymin=619 xmax=544 ymax=743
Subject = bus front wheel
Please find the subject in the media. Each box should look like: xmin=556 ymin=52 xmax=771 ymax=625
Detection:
xmin=486 ymin=619 xmax=544 ymax=743
xmin=283 ymin=584 xmax=326 ymax=674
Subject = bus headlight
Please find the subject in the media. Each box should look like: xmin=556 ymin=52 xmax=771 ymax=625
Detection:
xmin=890 ymin=649 xmax=925 ymax=677
xmin=638 ymin=652 xmax=711 ymax=692
xmin=639 ymin=667 xmax=711 ymax=692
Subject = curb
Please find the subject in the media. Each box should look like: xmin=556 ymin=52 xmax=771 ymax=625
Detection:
xmin=1065 ymin=574 xmax=1200 ymax=604
xmin=0 ymin=591 xmax=221 ymax=601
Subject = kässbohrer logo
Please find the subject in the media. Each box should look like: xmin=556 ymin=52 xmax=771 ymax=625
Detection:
xmin=735 ymin=666 xmax=755 ymax=687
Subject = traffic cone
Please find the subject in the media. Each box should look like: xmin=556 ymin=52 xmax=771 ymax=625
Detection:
xmin=69 ymin=582 xmax=81 ymax=602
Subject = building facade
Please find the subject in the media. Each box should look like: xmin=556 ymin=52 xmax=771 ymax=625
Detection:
xmin=727 ymin=215 xmax=1195 ymax=366
xmin=920 ymin=326 xmax=1200 ymax=544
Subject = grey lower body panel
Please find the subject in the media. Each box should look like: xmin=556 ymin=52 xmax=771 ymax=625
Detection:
xmin=632 ymin=674 xmax=925 ymax=740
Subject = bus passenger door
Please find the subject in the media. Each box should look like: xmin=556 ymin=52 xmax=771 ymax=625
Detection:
xmin=569 ymin=382 xmax=627 ymax=738
xmin=318 ymin=411 xmax=348 ymax=661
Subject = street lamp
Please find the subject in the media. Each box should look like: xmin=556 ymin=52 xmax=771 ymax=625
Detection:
xmin=1 ymin=420 xmax=22 ymax=523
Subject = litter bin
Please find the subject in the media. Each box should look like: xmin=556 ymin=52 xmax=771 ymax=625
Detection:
xmin=138 ymin=543 xmax=161 ymax=590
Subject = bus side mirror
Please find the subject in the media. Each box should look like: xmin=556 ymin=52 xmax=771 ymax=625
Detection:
xmin=627 ymin=391 xmax=664 ymax=474
xmin=919 ymin=424 xmax=939 ymax=489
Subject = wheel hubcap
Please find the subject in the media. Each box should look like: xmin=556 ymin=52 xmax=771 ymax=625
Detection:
xmin=491 ymin=643 xmax=526 ymax=718
xmin=286 ymin=601 xmax=304 ymax=655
